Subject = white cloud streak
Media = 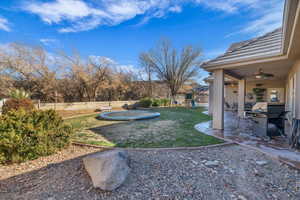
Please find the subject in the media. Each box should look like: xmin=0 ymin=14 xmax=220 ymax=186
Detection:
xmin=0 ymin=16 xmax=11 ymax=32
xmin=40 ymin=38 xmax=58 ymax=46
xmin=225 ymin=0 xmax=284 ymax=37
xmin=23 ymin=0 xmax=284 ymax=36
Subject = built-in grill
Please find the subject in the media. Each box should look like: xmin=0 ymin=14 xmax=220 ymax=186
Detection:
xmin=246 ymin=103 xmax=286 ymax=137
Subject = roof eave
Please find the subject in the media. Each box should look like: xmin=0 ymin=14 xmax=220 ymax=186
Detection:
xmin=201 ymin=0 xmax=299 ymax=71
xmin=201 ymin=53 xmax=287 ymax=71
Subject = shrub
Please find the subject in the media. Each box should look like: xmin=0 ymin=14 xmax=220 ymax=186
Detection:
xmin=160 ymin=98 xmax=171 ymax=106
xmin=9 ymin=89 xmax=30 ymax=99
xmin=0 ymin=109 xmax=73 ymax=163
xmin=139 ymin=98 xmax=152 ymax=108
xmin=2 ymin=98 xmax=35 ymax=114
xmin=152 ymin=99 xmax=160 ymax=107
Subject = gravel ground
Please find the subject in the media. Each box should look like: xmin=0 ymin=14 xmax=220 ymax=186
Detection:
xmin=1 ymin=145 xmax=300 ymax=200
xmin=0 ymin=145 xmax=100 ymax=180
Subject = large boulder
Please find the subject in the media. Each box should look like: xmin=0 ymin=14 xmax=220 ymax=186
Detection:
xmin=83 ymin=150 xmax=130 ymax=191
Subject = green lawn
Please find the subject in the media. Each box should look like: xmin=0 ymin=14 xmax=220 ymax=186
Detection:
xmin=65 ymin=107 xmax=223 ymax=148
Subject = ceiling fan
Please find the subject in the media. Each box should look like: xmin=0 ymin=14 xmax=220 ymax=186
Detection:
xmin=252 ymin=68 xmax=274 ymax=79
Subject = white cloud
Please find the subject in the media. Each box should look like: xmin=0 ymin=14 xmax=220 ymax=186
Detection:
xmin=116 ymin=64 xmax=136 ymax=72
xmin=23 ymin=0 xmax=181 ymax=32
xmin=24 ymin=0 xmax=107 ymax=24
xmin=222 ymin=0 xmax=284 ymax=37
xmin=89 ymin=55 xmax=145 ymax=77
xmin=116 ymin=64 xmax=148 ymax=79
xmin=88 ymin=55 xmax=117 ymax=65
xmin=22 ymin=0 xmax=284 ymax=36
xmin=196 ymin=0 xmax=239 ymax=13
xmin=24 ymin=0 xmax=108 ymax=32
xmin=169 ymin=5 xmax=182 ymax=13
xmin=0 ymin=16 xmax=11 ymax=32
xmin=40 ymin=38 xmax=58 ymax=46
xmin=242 ymin=4 xmax=283 ymax=36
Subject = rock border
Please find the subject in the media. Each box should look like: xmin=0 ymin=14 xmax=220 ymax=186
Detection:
xmin=72 ymin=141 xmax=234 ymax=151
xmin=99 ymin=110 xmax=161 ymax=121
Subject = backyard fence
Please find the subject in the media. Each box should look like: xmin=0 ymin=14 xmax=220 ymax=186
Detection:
xmin=36 ymin=100 xmax=138 ymax=111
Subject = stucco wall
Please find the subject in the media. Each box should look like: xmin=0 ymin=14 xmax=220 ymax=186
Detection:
xmin=37 ymin=101 xmax=138 ymax=111
xmin=197 ymin=95 xmax=209 ymax=103
xmin=224 ymin=79 xmax=286 ymax=107
xmin=225 ymin=85 xmax=238 ymax=107
xmin=245 ymin=80 xmax=286 ymax=103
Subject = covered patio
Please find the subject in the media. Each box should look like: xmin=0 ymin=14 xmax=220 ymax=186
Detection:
xmin=205 ymin=28 xmax=293 ymax=131
xmin=195 ymin=111 xmax=300 ymax=169
xmin=200 ymin=0 xmax=300 ymax=169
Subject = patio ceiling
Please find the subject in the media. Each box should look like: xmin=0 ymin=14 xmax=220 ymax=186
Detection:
xmin=224 ymin=58 xmax=294 ymax=81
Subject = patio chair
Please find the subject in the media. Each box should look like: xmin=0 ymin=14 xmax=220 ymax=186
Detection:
xmin=232 ymin=103 xmax=238 ymax=112
xmin=225 ymin=102 xmax=236 ymax=111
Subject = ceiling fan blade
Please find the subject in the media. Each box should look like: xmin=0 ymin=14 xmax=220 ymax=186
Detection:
xmin=251 ymin=68 xmax=274 ymax=79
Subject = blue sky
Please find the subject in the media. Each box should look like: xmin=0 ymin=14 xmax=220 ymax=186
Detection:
xmin=0 ymin=0 xmax=284 ymax=81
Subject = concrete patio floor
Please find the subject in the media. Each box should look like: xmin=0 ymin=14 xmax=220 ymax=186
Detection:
xmin=195 ymin=111 xmax=300 ymax=170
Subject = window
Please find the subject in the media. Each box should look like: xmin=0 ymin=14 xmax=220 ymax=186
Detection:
xmin=267 ymin=88 xmax=285 ymax=103
xmin=270 ymin=89 xmax=279 ymax=102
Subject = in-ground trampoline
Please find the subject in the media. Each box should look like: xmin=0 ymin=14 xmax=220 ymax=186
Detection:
xmin=99 ymin=110 xmax=160 ymax=121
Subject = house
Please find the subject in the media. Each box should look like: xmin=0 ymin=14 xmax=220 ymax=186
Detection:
xmin=193 ymin=85 xmax=209 ymax=103
xmin=201 ymin=0 xmax=300 ymax=139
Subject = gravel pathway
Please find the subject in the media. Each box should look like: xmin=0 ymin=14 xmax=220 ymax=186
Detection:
xmin=1 ymin=145 xmax=300 ymax=200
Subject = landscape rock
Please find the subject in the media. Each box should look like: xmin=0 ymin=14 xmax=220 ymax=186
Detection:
xmin=204 ymin=160 xmax=219 ymax=167
xmin=256 ymin=160 xmax=268 ymax=166
xmin=238 ymin=195 xmax=248 ymax=200
xmin=83 ymin=150 xmax=130 ymax=191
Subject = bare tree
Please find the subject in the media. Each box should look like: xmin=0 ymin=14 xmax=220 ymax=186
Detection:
xmin=139 ymin=39 xmax=202 ymax=101
xmin=62 ymin=53 xmax=111 ymax=101
xmin=0 ymin=43 xmax=58 ymax=102
xmin=0 ymin=43 xmax=152 ymax=102
xmin=140 ymin=57 xmax=154 ymax=97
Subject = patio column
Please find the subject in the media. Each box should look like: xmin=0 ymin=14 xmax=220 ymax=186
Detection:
xmin=208 ymin=82 xmax=214 ymax=116
xmin=296 ymin=63 xmax=300 ymax=119
xmin=238 ymin=79 xmax=246 ymax=117
xmin=212 ymin=69 xmax=224 ymax=130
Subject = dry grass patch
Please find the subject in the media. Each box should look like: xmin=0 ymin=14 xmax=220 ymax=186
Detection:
xmin=66 ymin=107 xmax=223 ymax=148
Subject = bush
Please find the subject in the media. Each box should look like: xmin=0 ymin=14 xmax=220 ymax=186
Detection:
xmin=9 ymin=89 xmax=30 ymax=99
xmin=139 ymin=98 xmax=152 ymax=108
xmin=152 ymin=99 xmax=160 ymax=107
xmin=160 ymin=98 xmax=171 ymax=106
xmin=0 ymin=109 xmax=73 ymax=163
xmin=2 ymin=98 xmax=35 ymax=114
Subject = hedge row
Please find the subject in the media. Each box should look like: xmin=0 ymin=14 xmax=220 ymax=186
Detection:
xmin=138 ymin=98 xmax=171 ymax=108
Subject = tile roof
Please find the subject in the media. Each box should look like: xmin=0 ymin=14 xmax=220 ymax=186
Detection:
xmin=202 ymin=28 xmax=283 ymax=68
